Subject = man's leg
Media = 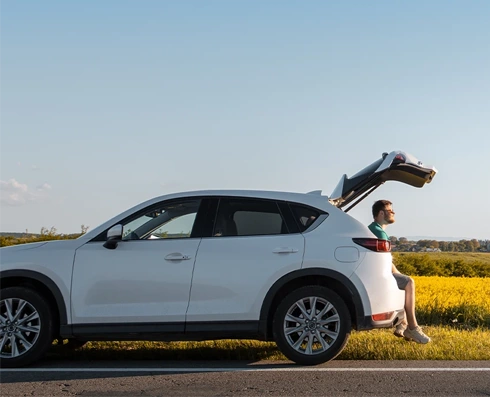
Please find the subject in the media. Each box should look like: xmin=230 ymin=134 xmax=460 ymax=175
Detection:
xmin=393 ymin=273 xmax=410 ymax=337
xmin=402 ymin=277 xmax=431 ymax=343
xmin=404 ymin=278 xmax=418 ymax=329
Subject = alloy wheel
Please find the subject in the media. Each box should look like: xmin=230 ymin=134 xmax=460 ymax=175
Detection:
xmin=0 ymin=298 xmax=42 ymax=359
xmin=283 ymin=296 xmax=340 ymax=355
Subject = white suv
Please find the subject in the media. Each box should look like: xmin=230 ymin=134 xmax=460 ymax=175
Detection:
xmin=0 ymin=151 xmax=437 ymax=367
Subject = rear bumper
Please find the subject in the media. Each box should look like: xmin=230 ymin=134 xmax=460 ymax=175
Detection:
xmin=356 ymin=308 xmax=405 ymax=331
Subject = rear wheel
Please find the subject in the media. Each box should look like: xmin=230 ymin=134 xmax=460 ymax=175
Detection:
xmin=273 ymin=285 xmax=351 ymax=365
xmin=0 ymin=287 xmax=54 ymax=368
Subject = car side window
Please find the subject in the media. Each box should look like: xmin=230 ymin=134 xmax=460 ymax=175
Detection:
xmin=122 ymin=199 xmax=201 ymax=240
xmin=289 ymin=203 xmax=322 ymax=232
xmin=213 ymin=198 xmax=288 ymax=237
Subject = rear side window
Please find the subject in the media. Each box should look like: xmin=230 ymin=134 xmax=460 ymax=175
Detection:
xmin=213 ymin=198 xmax=288 ymax=237
xmin=289 ymin=203 xmax=323 ymax=232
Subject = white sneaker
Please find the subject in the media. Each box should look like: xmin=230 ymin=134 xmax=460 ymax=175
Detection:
xmin=403 ymin=326 xmax=431 ymax=344
xmin=394 ymin=323 xmax=406 ymax=338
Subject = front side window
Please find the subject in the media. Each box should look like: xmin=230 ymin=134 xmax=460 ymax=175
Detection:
xmin=213 ymin=198 xmax=288 ymax=237
xmin=122 ymin=199 xmax=201 ymax=240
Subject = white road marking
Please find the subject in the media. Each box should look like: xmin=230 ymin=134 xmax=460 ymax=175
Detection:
xmin=1 ymin=367 xmax=489 ymax=373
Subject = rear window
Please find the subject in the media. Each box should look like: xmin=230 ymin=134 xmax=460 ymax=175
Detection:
xmin=234 ymin=211 xmax=283 ymax=235
xmin=213 ymin=198 xmax=288 ymax=237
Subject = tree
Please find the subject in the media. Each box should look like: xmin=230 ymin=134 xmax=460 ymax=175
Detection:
xmin=461 ymin=240 xmax=475 ymax=252
xmin=40 ymin=226 xmax=58 ymax=236
xmin=430 ymin=240 xmax=439 ymax=249
xmin=439 ymin=241 xmax=449 ymax=251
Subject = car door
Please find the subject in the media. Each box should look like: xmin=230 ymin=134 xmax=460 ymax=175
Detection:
xmin=70 ymin=198 xmax=205 ymax=329
xmin=329 ymin=150 xmax=437 ymax=211
xmin=186 ymin=197 xmax=305 ymax=329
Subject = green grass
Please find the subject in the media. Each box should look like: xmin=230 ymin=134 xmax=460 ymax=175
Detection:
xmin=49 ymin=327 xmax=490 ymax=362
xmin=392 ymin=252 xmax=490 ymax=277
xmin=394 ymin=252 xmax=490 ymax=266
xmin=339 ymin=327 xmax=490 ymax=360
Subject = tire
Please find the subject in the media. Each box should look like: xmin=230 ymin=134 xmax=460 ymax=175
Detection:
xmin=0 ymin=287 xmax=54 ymax=368
xmin=273 ymin=285 xmax=351 ymax=365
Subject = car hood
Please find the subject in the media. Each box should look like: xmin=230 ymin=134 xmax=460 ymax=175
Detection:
xmin=329 ymin=150 xmax=437 ymax=211
xmin=0 ymin=239 xmax=86 ymax=254
xmin=0 ymin=242 xmax=49 ymax=252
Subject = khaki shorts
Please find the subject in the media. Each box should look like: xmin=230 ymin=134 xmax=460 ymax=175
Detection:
xmin=393 ymin=273 xmax=411 ymax=290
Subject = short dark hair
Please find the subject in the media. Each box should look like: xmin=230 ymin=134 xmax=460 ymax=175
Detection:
xmin=372 ymin=200 xmax=392 ymax=219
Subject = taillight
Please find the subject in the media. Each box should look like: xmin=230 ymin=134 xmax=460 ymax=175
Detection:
xmin=352 ymin=238 xmax=391 ymax=252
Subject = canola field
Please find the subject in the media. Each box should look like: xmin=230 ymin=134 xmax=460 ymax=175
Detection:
xmin=413 ymin=276 xmax=490 ymax=327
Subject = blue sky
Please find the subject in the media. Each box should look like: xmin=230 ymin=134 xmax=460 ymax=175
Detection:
xmin=1 ymin=1 xmax=489 ymax=240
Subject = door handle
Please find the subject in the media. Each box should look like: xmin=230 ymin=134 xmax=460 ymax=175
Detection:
xmin=165 ymin=253 xmax=192 ymax=261
xmin=273 ymin=248 xmax=299 ymax=254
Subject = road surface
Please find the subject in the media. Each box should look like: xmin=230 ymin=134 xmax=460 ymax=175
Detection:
xmin=1 ymin=360 xmax=489 ymax=396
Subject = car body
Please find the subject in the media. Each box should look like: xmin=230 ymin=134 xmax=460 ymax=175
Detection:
xmin=0 ymin=150 xmax=437 ymax=367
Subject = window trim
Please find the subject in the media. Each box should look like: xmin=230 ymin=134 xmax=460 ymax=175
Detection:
xmin=277 ymin=202 xmax=300 ymax=234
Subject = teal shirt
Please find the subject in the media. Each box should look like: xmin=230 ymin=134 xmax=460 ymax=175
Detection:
xmin=368 ymin=222 xmax=389 ymax=241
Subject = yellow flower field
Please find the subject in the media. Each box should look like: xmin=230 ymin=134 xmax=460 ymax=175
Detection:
xmin=413 ymin=276 xmax=490 ymax=327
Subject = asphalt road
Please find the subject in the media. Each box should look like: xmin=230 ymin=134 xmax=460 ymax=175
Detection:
xmin=1 ymin=360 xmax=489 ymax=396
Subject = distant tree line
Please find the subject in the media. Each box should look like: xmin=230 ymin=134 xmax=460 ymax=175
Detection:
xmin=390 ymin=237 xmax=488 ymax=252
xmin=0 ymin=226 xmax=89 ymax=247
xmin=393 ymin=253 xmax=490 ymax=278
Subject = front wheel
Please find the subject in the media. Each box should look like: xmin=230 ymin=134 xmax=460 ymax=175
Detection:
xmin=273 ymin=285 xmax=351 ymax=365
xmin=0 ymin=287 xmax=54 ymax=368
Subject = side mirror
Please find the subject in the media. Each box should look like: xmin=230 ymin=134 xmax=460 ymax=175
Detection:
xmin=103 ymin=224 xmax=123 ymax=250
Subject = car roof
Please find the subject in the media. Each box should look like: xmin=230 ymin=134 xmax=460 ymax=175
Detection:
xmin=153 ymin=189 xmax=323 ymax=201
xmin=139 ymin=189 xmax=333 ymax=212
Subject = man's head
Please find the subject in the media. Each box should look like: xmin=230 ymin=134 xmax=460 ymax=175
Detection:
xmin=372 ymin=200 xmax=395 ymax=226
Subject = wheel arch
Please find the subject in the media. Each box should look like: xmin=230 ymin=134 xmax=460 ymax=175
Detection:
xmin=0 ymin=270 xmax=68 ymax=331
xmin=259 ymin=268 xmax=365 ymax=340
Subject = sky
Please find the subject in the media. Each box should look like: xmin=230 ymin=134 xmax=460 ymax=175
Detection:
xmin=1 ymin=1 xmax=489 ymax=240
